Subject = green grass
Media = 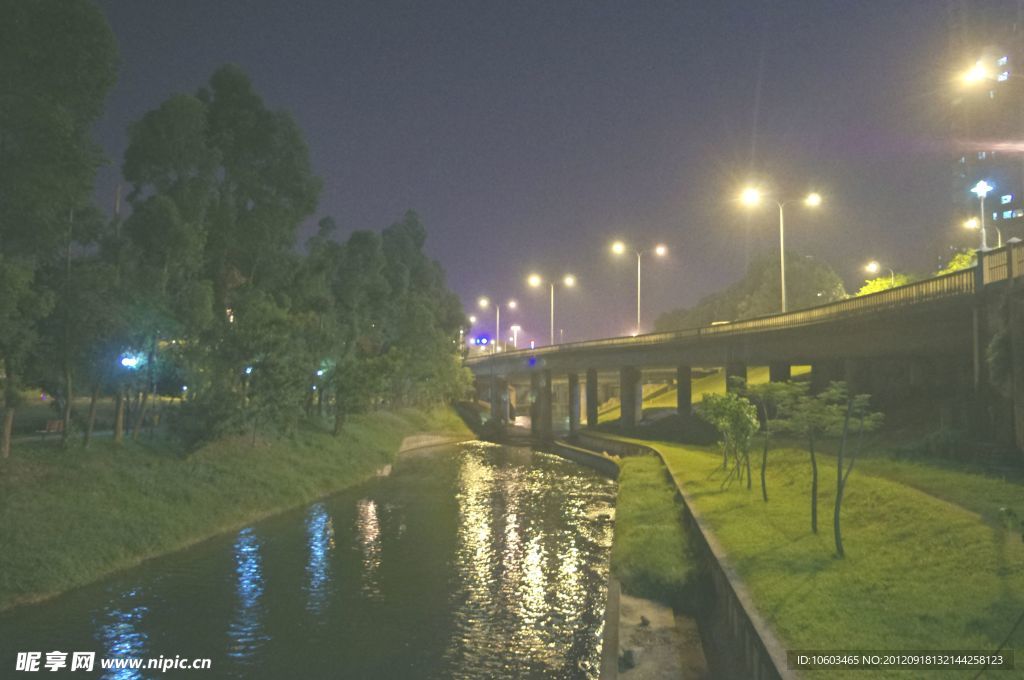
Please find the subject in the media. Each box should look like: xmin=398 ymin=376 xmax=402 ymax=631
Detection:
xmin=618 ymin=437 xmax=1024 ymax=679
xmin=610 ymin=455 xmax=699 ymax=612
xmin=0 ymin=407 xmax=471 ymax=611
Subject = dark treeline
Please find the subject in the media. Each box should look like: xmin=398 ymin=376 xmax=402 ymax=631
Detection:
xmin=0 ymin=0 xmax=470 ymax=457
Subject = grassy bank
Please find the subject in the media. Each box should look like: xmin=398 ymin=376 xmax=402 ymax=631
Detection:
xmin=600 ymin=432 xmax=1024 ymax=679
xmin=0 ymin=408 xmax=471 ymax=611
xmin=610 ymin=455 xmax=699 ymax=612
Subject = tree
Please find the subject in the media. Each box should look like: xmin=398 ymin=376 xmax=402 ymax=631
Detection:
xmin=655 ymin=251 xmax=847 ymax=331
xmin=776 ymin=382 xmax=847 ymax=533
xmin=936 ymin=248 xmax=976 ymax=276
xmin=696 ymin=391 xmax=760 ymax=489
xmin=0 ymin=0 xmax=117 ymax=455
xmin=832 ymin=389 xmax=882 ymax=557
xmin=742 ymin=380 xmax=806 ymax=502
xmin=855 ymin=274 xmax=914 ymax=296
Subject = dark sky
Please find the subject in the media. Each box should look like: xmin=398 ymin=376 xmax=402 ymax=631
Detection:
xmin=92 ymin=0 xmax=971 ymax=345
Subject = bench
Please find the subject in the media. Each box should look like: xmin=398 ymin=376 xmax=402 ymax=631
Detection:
xmin=36 ymin=419 xmax=64 ymax=441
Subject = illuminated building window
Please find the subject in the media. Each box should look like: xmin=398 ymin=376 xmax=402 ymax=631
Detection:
xmin=1016 ymin=209 xmax=1024 ymax=218
xmin=1002 ymin=194 xmax=1013 ymax=204
xmin=998 ymin=56 xmax=1008 ymax=66
xmin=993 ymin=212 xmax=1000 ymax=220
xmin=1003 ymin=210 xmax=1013 ymax=219
xmin=978 ymin=151 xmax=988 ymax=160
xmin=959 ymin=156 xmax=967 ymax=164
xmin=998 ymin=71 xmax=1010 ymax=82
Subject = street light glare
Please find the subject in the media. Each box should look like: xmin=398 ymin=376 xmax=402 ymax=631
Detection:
xmin=468 ymin=315 xmax=477 ymax=324
xmin=865 ymin=260 xmax=881 ymax=275
xmin=654 ymin=244 xmax=667 ymax=256
xmin=563 ymin=274 xmax=576 ymax=287
xmin=477 ymin=296 xmax=489 ymax=309
xmin=527 ymin=273 xmax=542 ymax=288
xmin=611 ymin=240 xmax=626 ymax=255
xmin=964 ymin=217 xmax=980 ymax=230
xmin=740 ymin=186 xmax=762 ymax=207
xmin=804 ymin=192 xmax=822 ymax=207
xmin=971 ymin=179 xmax=994 ymax=198
xmin=507 ymin=299 xmax=517 ymax=309
xmin=962 ymin=60 xmax=990 ymax=85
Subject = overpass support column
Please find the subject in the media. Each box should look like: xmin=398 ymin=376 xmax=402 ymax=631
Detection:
xmin=537 ymin=370 xmax=553 ymax=440
xmin=620 ymin=367 xmax=643 ymax=428
xmin=676 ymin=365 xmax=692 ymax=415
xmin=725 ymin=362 xmax=746 ymax=392
xmin=529 ymin=373 xmax=540 ymax=437
xmin=585 ymin=369 xmax=599 ymax=427
xmin=489 ymin=377 xmax=509 ymax=423
xmin=769 ymin=362 xmax=791 ymax=382
xmin=568 ymin=373 xmax=581 ymax=433
xmin=844 ymin=358 xmax=872 ymax=395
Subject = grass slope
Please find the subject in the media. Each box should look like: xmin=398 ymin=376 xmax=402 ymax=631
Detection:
xmin=611 ymin=455 xmax=699 ymax=611
xmin=0 ymin=408 xmax=471 ymax=611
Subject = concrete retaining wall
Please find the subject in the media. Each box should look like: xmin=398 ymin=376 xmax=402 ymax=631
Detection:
xmin=550 ymin=439 xmax=620 ymax=479
xmin=575 ymin=433 xmax=796 ymax=680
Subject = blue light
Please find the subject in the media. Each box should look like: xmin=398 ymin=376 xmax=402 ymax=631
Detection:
xmin=119 ymin=353 xmax=144 ymax=369
xmin=244 ymin=366 xmax=253 ymax=375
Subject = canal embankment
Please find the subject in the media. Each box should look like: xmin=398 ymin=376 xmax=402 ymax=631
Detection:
xmin=0 ymin=408 xmax=472 ymax=612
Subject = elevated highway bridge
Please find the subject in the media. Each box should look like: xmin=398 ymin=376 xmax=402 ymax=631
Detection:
xmin=467 ymin=242 xmax=1024 ymax=450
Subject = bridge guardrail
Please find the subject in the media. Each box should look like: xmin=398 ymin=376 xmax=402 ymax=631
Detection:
xmin=467 ymin=242 xmax=1022 ymax=366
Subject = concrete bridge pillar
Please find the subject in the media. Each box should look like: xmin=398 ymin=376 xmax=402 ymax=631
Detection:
xmin=537 ymin=369 xmax=553 ymax=440
xmin=620 ymin=367 xmax=643 ymax=428
xmin=769 ymin=362 xmax=791 ymax=382
xmin=676 ymin=365 xmax=692 ymax=415
xmin=725 ymin=362 xmax=746 ymax=392
xmin=568 ymin=373 xmax=581 ymax=433
xmin=489 ymin=377 xmax=509 ymax=423
xmin=586 ymin=368 xmax=599 ymax=427
xmin=844 ymin=358 xmax=872 ymax=395
xmin=529 ymin=373 xmax=540 ymax=437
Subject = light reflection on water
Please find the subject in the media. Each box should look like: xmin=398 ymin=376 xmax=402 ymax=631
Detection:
xmin=96 ymin=588 xmax=148 ymax=680
xmin=355 ymin=498 xmax=383 ymax=599
xmin=226 ymin=527 xmax=267 ymax=662
xmin=304 ymin=503 xmax=335 ymax=616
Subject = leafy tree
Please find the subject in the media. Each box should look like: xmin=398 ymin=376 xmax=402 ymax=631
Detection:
xmin=655 ymin=251 xmax=846 ymax=331
xmin=832 ymin=388 xmax=882 ymax=557
xmin=936 ymin=247 xmax=976 ymax=276
xmin=742 ymin=380 xmax=806 ymax=502
xmin=855 ymin=273 xmax=914 ymax=296
xmin=696 ymin=391 xmax=759 ymax=489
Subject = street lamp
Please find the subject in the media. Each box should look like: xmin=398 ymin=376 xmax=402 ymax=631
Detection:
xmin=963 ymin=215 xmax=1002 ymax=249
xmin=739 ymin=186 xmax=822 ymax=313
xmin=970 ymin=180 xmax=994 ymax=250
xmin=864 ymin=260 xmax=895 ymax=286
xmin=610 ymin=240 xmax=668 ymax=333
xmin=478 ymin=296 xmax=517 ymax=354
xmin=510 ymin=324 xmax=521 ymax=349
xmin=527 ymin=273 xmax=576 ymax=345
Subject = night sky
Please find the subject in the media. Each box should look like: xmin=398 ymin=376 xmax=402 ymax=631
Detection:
xmin=92 ymin=1 xmax=972 ymax=344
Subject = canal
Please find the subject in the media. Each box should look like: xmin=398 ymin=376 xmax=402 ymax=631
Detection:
xmin=0 ymin=441 xmax=617 ymax=679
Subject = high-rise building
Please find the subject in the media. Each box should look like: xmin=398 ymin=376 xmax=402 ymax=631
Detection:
xmin=948 ymin=0 xmax=1024 ymax=245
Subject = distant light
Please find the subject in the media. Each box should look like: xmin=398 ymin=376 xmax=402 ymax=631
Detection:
xmin=530 ymin=340 xmax=536 ymax=349
xmin=971 ymin=180 xmax=994 ymax=198
xmin=804 ymin=192 xmax=822 ymax=207
xmin=964 ymin=217 xmax=980 ymax=230
xmin=316 ymin=369 xmax=324 ymax=376
xmin=611 ymin=240 xmax=626 ymax=255
xmin=245 ymin=366 xmax=253 ymax=375
xmin=181 ymin=385 xmax=188 ymax=392
xmin=998 ymin=71 xmax=1010 ymax=82
xmin=563 ymin=274 xmax=576 ymax=287
xmin=468 ymin=315 xmax=477 ymax=324
xmin=740 ymin=186 xmax=762 ymax=207
xmin=120 ymin=356 xmax=138 ymax=368
xmin=654 ymin=244 xmax=667 ymax=256
xmin=962 ymin=60 xmax=991 ymax=85
xmin=312 ymin=385 xmax=317 ymax=391
xmin=510 ymin=324 xmax=521 ymax=332
xmin=507 ymin=299 xmax=517 ymax=309
xmin=865 ymin=260 xmax=881 ymax=275
xmin=630 ymin=330 xmax=639 ymax=337
xmin=477 ymin=296 xmax=489 ymax=309
xmin=527 ymin=273 xmax=542 ymax=288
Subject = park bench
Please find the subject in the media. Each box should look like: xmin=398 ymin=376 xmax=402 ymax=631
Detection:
xmin=36 ymin=419 xmax=64 ymax=441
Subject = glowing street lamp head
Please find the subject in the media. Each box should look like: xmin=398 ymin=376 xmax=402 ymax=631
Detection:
xmin=964 ymin=217 xmax=980 ymax=230
xmin=527 ymin=273 xmax=542 ymax=288
xmin=654 ymin=244 xmax=668 ymax=256
xmin=563 ymin=274 xmax=576 ymax=287
xmin=611 ymin=240 xmax=626 ymax=255
xmin=864 ymin=260 xmax=881 ymax=275
xmin=971 ymin=180 xmax=994 ymax=198
xmin=962 ymin=60 xmax=991 ymax=85
xmin=804 ymin=192 xmax=822 ymax=208
xmin=477 ymin=296 xmax=490 ymax=309
xmin=468 ymin=315 xmax=477 ymax=324
xmin=507 ymin=299 xmax=517 ymax=310
xmin=740 ymin=186 xmax=763 ymax=207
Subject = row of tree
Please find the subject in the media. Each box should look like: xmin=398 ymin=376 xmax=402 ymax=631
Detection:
xmin=697 ymin=380 xmax=882 ymax=558
xmin=0 ymin=1 xmax=470 ymax=457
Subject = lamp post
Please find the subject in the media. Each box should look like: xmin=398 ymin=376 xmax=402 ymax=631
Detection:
xmin=963 ymin=215 xmax=1001 ymax=250
xmin=739 ymin=186 xmax=822 ymax=313
xmin=510 ymin=324 xmax=521 ymax=349
xmin=527 ymin=273 xmax=576 ymax=345
xmin=864 ymin=260 xmax=895 ymax=286
xmin=478 ymin=297 xmax=517 ymax=354
xmin=611 ymin=240 xmax=667 ymax=333
xmin=970 ymin=180 xmax=994 ymax=250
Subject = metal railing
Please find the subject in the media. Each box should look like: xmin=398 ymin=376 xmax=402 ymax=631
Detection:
xmin=467 ymin=241 xmax=1023 ymax=366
